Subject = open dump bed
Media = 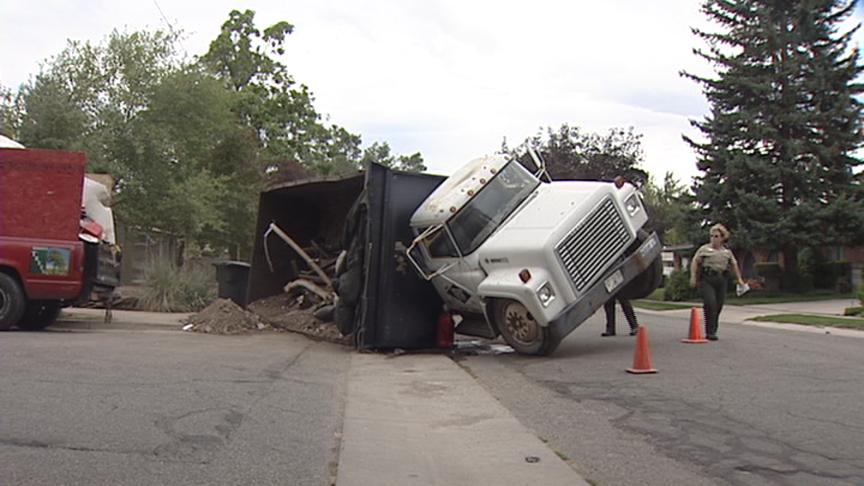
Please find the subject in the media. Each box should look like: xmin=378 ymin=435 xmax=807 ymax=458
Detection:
xmin=248 ymin=163 xmax=446 ymax=350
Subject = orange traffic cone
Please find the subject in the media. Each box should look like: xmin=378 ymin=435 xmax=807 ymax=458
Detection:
xmin=626 ymin=326 xmax=657 ymax=374
xmin=682 ymin=307 xmax=708 ymax=343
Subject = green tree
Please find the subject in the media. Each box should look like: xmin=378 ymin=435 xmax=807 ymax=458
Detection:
xmin=683 ymin=0 xmax=864 ymax=281
xmin=15 ymin=75 xmax=89 ymax=151
xmin=0 ymin=84 xmax=21 ymax=138
xmin=16 ymin=30 xmax=181 ymax=169
xmin=119 ymin=68 xmax=259 ymax=254
xmin=200 ymin=9 xmax=362 ymax=177
xmin=508 ymin=124 xmax=648 ymax=185
xmin=642 ymin=172 xmax=690 ymax=244
xmin=359 ymin=141 xmax=427 ymax=173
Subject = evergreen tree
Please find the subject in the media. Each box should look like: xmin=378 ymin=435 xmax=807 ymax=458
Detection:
xmin=683 ymin=0 xmax=864 ymax=281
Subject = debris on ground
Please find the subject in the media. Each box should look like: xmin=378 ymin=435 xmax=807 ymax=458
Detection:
xmin=452 ymin=339 xmax=514 ymax=355
xmin=247 ymin=293 xmax=351 ymax=346
xmin=183 ymin=298 xmax=266 ymax=334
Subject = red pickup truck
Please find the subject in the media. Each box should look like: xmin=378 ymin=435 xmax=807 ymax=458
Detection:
xmin=0 ymin=148 xmax=119 ymax=330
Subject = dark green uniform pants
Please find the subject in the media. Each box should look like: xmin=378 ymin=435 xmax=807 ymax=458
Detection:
xmin=604 ymin=297 xmax=638 ymax=334
xmin=699 ymin=273 xmax=727 ymax=337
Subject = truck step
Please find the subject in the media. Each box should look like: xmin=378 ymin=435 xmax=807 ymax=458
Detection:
xmin=455 ymin=316 xmax=497 ymax=339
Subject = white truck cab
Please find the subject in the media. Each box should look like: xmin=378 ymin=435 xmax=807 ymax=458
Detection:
xmin=407 ymin=153 xmax=662 ymax=355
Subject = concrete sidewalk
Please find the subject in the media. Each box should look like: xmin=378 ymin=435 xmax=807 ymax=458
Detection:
xmin=336 ymin=352 xmax=588 ymax=486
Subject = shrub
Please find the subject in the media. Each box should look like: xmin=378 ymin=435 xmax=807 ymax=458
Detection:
xmin=755 ymin=262 xmax=781 ymax=292
xmin=814 ymin=260 xmax=851 ymax=290
xmin=664 ymin=269 xmax=698 ymax=302
xmin=859 ymin=285 xmax=864 ymax=308
xmin=139 ymin=259 xmax=216 ymax=312
xmin=755 ymin=262 xmax=781 ymax=278
xmin=782 ymin=270 xmax=810 ymax=292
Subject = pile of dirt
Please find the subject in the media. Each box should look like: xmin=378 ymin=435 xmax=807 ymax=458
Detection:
xmin=184 ymin=298 xmax=266 ymax=334
xmin=248 ymin=293 xmax=352 ymax=346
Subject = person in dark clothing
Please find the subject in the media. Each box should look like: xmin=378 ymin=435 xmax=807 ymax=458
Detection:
xmin=689 ymin=224 xmax=745 ymax=341
xmin=601 ymin=296 xmax=639 ymax=337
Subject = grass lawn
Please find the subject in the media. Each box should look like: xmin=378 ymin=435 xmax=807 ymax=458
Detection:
xmin=632 ymin=300 xmax=693 ymax=311
xmin=751 ymin=314 xmax=864 ymax=330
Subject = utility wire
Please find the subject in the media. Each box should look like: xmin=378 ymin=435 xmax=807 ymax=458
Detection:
xmin=151 ymin=0 xmax=175 ymax=35
xmin=151 ymin=0 xmax=188 ymax=56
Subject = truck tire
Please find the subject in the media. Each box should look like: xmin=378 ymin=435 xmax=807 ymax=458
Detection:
xmin=0 ymin=273 xmax=26 ymax=331
xmin=18 ymin=300 xmax=63 ymax=331
xmin=617 ymin=255 xmax=663 ymax=301
xmin=494 ymin=299 xmax=556 ymax=356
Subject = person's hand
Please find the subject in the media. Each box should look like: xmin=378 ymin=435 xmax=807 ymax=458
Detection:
xmin=689 ymin=277 xmax=697 ymax=288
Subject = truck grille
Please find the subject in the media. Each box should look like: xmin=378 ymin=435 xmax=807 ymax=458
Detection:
xmin=555 ymin=198 xmax=630 ymax=292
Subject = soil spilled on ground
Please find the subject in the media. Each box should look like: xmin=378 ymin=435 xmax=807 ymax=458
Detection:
xmin=248 ymin=293 xmax=351 ymax=346
xmin=183 ymin=299 xmax=265 ymax=334
xmin=184 ymin=295 xmax=351 ymax=346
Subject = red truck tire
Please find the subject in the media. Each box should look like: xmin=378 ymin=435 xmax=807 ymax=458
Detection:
xmin=0 ymin=273 xmax=26 ymax=331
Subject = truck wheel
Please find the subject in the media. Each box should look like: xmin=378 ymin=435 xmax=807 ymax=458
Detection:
xmin=617 ymin=255 xmax=663 ymax=301
xmin=494 ymin=299 xmax=554 ymax=356
xmin=18 ymin=300 xmax=63 ymax=331
xmin=0 ymin=273 xmax=26 ymax=331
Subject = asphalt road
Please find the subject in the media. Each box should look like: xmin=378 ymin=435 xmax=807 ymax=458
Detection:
xmin=0 ymin=324 xmax=352 ymax=486
xmin=457 ymin=310 xmax=864 ymax=486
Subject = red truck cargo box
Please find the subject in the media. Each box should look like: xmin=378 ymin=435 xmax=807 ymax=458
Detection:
xmin=0 ymin=148 xmax=86 ymax=241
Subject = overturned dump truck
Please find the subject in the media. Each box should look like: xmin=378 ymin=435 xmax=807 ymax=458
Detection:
xmin=248 ymin=155 xmax=662 ymax=356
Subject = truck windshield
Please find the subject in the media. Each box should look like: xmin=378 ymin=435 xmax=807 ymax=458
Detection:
xmin=449 ymin=161 xmax=539 ymax=255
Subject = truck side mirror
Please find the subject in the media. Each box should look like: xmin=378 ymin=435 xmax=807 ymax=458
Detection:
xmin=406 ymin=239 xmax=431 ymax=277
xmin=527 ymin=147 xmax=551 ymax=182
xmin=406 ymin=228 xmax=457 ymax=281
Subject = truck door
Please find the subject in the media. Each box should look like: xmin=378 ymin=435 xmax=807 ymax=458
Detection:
xmin=411 ymin=226 xmax=484 ymax=313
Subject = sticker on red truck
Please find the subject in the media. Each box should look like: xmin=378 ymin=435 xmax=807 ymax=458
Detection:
xmin=29 ymin=247 xmax=71 ymax=276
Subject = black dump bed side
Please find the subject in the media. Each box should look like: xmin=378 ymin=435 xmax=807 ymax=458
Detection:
xmin=248 ymin=163 xmax=445 ymax=350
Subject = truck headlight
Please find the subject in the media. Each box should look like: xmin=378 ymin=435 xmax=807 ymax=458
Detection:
xmin=624 ymin=194 xmax=641 ymax=216
xmin=537 ymin=282 xmax=555 ymax=307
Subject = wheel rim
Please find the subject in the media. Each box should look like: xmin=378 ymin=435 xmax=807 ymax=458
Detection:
xmin=502 ymin=301 xmax=538 ymax=346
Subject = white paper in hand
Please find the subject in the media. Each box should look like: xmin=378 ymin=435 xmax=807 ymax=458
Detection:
xmin=736 ymin=283 xmax=750 ymax=297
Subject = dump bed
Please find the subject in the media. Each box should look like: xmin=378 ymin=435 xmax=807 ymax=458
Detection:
xmin=248 ymin=163 xmax=446 ymax=350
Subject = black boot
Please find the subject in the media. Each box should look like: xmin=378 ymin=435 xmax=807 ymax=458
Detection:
xmin=601 ymin=330 xmax=616 ymax=337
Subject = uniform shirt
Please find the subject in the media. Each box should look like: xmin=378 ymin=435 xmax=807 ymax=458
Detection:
xmin=693 ymin=244 xmax=738 ymax=274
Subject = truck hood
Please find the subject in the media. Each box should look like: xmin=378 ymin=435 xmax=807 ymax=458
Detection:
xmin=502 ymin=181 xmax=614 ymax=230
xmin=477 ymin=179 xmax=639 ymax=269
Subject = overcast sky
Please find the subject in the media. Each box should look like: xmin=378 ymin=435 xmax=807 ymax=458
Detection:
xmin=2 ymin=1 xmax=862 ymax=185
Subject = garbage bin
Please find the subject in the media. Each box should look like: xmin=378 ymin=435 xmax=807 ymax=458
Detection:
xmin=213 ymin=261 xmax=251 ymax=307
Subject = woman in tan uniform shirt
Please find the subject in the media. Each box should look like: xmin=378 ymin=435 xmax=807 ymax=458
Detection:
xmin=689 ymin=224 xmax=745 ymax=340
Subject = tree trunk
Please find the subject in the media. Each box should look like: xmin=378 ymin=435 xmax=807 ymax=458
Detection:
xmin=782 ymin=245 xmax=798 ymax=291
